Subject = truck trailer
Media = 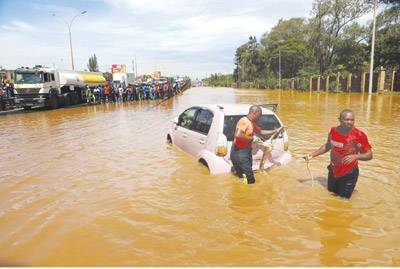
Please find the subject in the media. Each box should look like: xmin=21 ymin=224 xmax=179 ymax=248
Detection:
xmin=13 ymin=66 xmax=106 ymax=109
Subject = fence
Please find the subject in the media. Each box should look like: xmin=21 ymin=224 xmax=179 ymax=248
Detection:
xmin=280 ymin=67 xmax=399 ymax=93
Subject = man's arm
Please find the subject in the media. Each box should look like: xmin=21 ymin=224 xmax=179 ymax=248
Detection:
xmin=305 ymin=134 xmax=331 ymax=161
xmin=234 ymin=128 xmax=253 ymax=142
xmin=259 ymin=129 xmax=278 ymax=137
xmin=342 ymin=150 xmax=372 ymax=165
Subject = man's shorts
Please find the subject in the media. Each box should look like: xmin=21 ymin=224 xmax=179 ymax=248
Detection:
xmin=327 ymin=164 xmax=359 ymax=199
xmin=230 ymin=144 xmax=255 ymax=184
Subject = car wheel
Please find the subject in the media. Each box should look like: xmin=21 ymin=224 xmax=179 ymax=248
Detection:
xmin=166 ymin=135 xmax=172 ymax=144
xmin=199 ymin=159 xmax=209 ymax=171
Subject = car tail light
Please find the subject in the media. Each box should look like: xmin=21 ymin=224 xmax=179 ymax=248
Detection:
xmin=283 ymin=130 xmax=289 ymax=151
xmin=215 ymin=133 xmax=228 ymax=157
xmin=284 ymin=142 xmax=289 ymax=151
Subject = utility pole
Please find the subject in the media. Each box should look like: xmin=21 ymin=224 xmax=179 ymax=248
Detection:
xmin=132 ymin=59 xmax=135 ymax=78
xmin=53 ymin=11 xmax=87 ymax=70
xmin=278 ymin=48 xmax=281 ymax=89
xmin=237 ymin=64 xmax=240 ymax=87
xmin=135 ymin=56 xmax=138 ymax=78
xmin=368 ymin=0 xmax=377 ymax=95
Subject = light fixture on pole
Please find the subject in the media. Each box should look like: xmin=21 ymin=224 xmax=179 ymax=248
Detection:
xmin=277 ymin=39 xmax=284 ymax=89
xmin=53 ymin=11 xmax=87 ymax=70
xmin=368 ymin=0 xmax=377 ymax=95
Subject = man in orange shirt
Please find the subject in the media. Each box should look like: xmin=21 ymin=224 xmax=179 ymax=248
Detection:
xmin=104 ymin=85 xmax=110 ymax=102
xmin=231 ymin=105 xmax=278 ymax=184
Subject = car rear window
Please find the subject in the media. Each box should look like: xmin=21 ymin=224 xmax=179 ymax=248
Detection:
xmin=223 ymin=115 xmax=281 ymax=141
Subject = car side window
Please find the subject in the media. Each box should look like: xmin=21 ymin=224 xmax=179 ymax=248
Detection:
xmin=178 ymin=107 xmax=198 ymax=129
xmin=192 ymin=109 xmax=213 ymax=135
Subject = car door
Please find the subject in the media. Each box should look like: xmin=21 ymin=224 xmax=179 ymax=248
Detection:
xmin=174 ymin=107 xmax=200 ymax=153
xmin=184 ymin=109 xmax=214 ymax=157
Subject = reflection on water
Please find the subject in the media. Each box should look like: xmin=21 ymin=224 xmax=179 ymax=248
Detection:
xmin=0 ymin=87 xmax=399 ymax=266
xmin=318 ymin=198 xmax=361 ymax=266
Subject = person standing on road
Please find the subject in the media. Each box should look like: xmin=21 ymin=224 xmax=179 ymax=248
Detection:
xmin=304 ymin=109 xmax=373 ymax=199
xmin=0 ymin=86 xmax=5 ymax=111
xmin=6 ymin=83 xmax=14 ymax=98
xmin=230 ymin=105 xmax=279 ymax=184
xmin=104 ymin=85 xmax=110 ymax=102
xmin=118 ymin=85 xmax=123 ymax=102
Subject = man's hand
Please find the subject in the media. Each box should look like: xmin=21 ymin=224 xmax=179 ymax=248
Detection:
xmin=303 ymin=154 xmax=313 ymax=162
xmin=253 ymin=135 xmax=263 ymax=144
xmin=342 ymin=154 xmax=359 ymax=165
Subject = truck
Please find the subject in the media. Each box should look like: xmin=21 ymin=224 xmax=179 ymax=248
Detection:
xmin=112 ymin=72 xmax=135 ymax=86
xmin=13 ymin=66 xmax=106 ymax=109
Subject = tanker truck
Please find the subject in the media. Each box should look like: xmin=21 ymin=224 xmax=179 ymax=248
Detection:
xmin=13 ymin=66 xmax=106 ymax=109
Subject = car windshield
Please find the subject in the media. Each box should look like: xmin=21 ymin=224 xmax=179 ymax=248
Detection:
xmin=15 ymin=72 xmax=43 ymax=84
xmin=223 ymin=114 xmax=281 ymax=141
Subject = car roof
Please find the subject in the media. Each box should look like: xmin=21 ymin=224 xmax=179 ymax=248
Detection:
xmin=195 ymin=104 xmax=276 ymax=116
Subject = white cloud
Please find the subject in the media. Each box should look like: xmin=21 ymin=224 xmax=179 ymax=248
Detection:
xmin=1 ymin=20 xmax=39 ymax=32
xmin=0 ymin=0 xmax=314 ymax=78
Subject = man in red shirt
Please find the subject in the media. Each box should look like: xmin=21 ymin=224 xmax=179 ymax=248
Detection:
xmin=231 ymin=105 xmax=278 ymax=184
xmin=305 ymin=109 xmax=373 ymax=199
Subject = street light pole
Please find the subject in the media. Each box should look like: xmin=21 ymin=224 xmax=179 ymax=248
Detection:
xmin=368 ymin=0 xmax=377 ymax=95
xmin=68 ymin=26 xmax=75 ymax=70
xmin=53 ymin=11 xmax=87 ymax=70
xmin=278 ymin=48 xmax=281 ymax=89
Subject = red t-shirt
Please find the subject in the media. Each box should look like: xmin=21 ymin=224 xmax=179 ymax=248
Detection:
xmin=329 ymin=126 xmax=372 ymax=178
xmin=234 ymin=117 xmax=261 ymax=148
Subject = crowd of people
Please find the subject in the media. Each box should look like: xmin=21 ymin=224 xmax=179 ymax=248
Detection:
xmin=0 ymin=80 xmax=15 ymax=111
xmin=85 ymin=81 xmax=181 ymax=104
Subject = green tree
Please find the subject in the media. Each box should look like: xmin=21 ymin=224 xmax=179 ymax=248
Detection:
xmin=87 ymin=54 xmax=99 ymax=72
xmin=234 ymin=36 xmax=268 ymax=83
xmin=373 ymin=1 xmax=400 ymax=69
xmin=261 ymin=18 xmax=313 ymax=78
xmin=309 ymin=0 xmax=371 ymax=74
xmin=333 ymin=22 xmax=369 ymax=73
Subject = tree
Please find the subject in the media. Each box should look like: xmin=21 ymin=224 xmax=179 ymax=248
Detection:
xmin=333 ymin=22 xmax=369 ymax=73
xmin=233 ymin=36 xmax=268 ymax=83
xmin=261 ymin=18 xmax=313 ymax=78
xmin=373 ymin=1 xmax=400 ymax=69
xmin=87 ymin=54 xmax=99 ymax=72
xmin=309 ymin=0 xmax=371 ymax=74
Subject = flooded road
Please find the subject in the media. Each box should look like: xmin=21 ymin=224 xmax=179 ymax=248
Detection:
xmin=0 ymin=87 xmax=399 ymax=266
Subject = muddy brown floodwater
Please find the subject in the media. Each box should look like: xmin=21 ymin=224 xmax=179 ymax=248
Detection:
xmin=0 ymin=87 xmax=399 ymax=266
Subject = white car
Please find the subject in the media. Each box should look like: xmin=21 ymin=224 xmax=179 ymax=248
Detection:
xmin=167 ymin=104 xmax=292 ymax=174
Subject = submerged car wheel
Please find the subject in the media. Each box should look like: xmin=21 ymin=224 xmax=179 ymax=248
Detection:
xmin=166 ymin=135 xmax=172 ymax=144
xmin=199 ymin=159 xmax=209 ymax=171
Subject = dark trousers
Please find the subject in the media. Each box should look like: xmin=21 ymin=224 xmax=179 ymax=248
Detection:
xmin=230 ymin=144 xmax=255 ymax=184
xmin=327 ymin=165 xmax=359 ymax=199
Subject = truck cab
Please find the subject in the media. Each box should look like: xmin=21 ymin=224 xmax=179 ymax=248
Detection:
xmin=14 ymin=66 xmax=59 ymax=108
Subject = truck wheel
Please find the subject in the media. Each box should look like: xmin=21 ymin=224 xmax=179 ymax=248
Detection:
xmin=49 ymin=94 xmax=59 ymax=109
xmin=63 ymin=93 xmax=71 ymax=107
xmin=70 ymin=92 xmax=78 ymax=105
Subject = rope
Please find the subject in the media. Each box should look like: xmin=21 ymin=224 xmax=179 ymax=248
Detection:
xmin=306 ymin=159 xmax=315 ymax=187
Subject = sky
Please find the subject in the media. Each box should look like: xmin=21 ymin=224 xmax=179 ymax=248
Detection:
xmin=1 ymin=0 xmax=319 ymax=78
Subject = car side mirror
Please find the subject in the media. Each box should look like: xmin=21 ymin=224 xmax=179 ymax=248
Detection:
xmin=173 ymin=117 xmax=179 ymax=124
